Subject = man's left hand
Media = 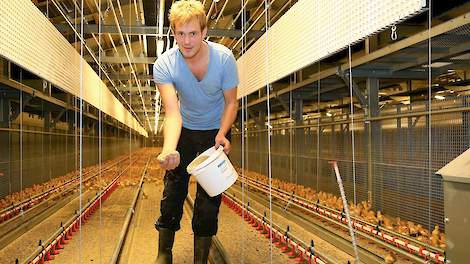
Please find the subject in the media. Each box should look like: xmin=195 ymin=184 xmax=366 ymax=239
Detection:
xmin=215 ymin=134 xmax=231 ymax=154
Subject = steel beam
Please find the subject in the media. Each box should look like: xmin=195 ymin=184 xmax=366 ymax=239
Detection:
xmin=127 ymin=97 xmax=155 ymax=104
xmin=115 ymin=85 xmax=156 ymax=92
xmin=367 ymin=79 xmax=380 ymax=118
xmin=336 ymin=67 xmax=367 ymax=108
xmin=108 ymin=73 xmax=153 ymax=81
xmin=367 ymin=78 xmax=382 ymax=206
xmin=294 ymin=98 xmax=303 ymax=125
xmin=0 ymin=96 xmax=8 ymax=128
xmin=0 ymin=58 xmax=7 ymax=78
xmin=85 ymin=56 xmax=157 ymax=64
xmin=44 ymin=107 xmax=51 ymax=132
xmin=392 ymin=41 xmax=470 ymax=72
xmin=134 ymin=109 xmax=157 ymax=113
xmin=0 ymin=77 xmax=124 ymax=130
xmin=275 ymin=95 xmax=291 ymax=115
xmin=54 ymin=24 xmax=263 ymax=38
xmin=247 ymin=108 xmax=265 ymax=127
xmin=52 ymin=109 xmax=66 ymax=128
xmin=351 ymin=69 xmax=436 ymax=79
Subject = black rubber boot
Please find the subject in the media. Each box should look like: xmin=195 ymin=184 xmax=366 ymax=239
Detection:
xmin=156 ymin=228 xmax=175 ymax=264
xmin=194 ymin=236 xmax=212 ymax=264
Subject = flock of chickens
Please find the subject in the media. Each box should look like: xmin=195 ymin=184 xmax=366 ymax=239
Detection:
xmin=0 ymin=166 xmax=97 ymax=210
xmin=0 ymin=149 xmax=446 ymax=264
xmin=0 ymin=149 xmax=163 ymax=211
xmin=241 ymin=169 xmax=446 ymax=250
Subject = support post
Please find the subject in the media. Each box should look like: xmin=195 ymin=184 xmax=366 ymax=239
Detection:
xmin=367 ymin=78 xmax=381 ymax=207
xmin=463 ymin=97 xmax=470 ymax=146
xmin=294 ymin=97 xmax=303 ymax=186
xmin=44 ymin=106 xmax=52 ymax=132
xmin=0 ymin=58 xmax=6 ymax=78
xmin=0 ymin=95 xmax=11 ymax=196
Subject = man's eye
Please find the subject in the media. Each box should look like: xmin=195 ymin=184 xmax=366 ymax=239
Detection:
xmin=190 ymin=32 xmax=196 ymax=37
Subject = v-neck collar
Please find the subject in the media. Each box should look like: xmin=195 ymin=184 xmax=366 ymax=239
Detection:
xmin=179 ymin=41 xmax=212 ymax=83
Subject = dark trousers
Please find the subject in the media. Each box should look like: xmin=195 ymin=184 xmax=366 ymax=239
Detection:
xmin=155 ymin=127 xmax=229 ymax=236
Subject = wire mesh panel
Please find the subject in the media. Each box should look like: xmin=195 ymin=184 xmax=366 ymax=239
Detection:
xmin=369 ymin=96 xmax=470 ymax=230
xmin=231 ymin=94 xmax=470 ymax=231
xmin=0 ymin=129 xmax=10 ymax=197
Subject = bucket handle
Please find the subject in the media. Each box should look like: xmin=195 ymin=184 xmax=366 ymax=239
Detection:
xmin=214 ymin=145 xmax=224 ymax=153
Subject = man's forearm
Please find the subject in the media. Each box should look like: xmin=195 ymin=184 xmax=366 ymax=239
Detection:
xmin=218 ymin=102 xmax=238 ymax=136
xmin=162 ymin=115 xmax=182 ymax=152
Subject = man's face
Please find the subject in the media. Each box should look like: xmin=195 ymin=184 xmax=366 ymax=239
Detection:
xmin=174 ymin=19 xmax=207 ymax=59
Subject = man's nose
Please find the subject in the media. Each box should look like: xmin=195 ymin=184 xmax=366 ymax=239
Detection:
xmin=183 ymin=35 xmax=191 ymax=44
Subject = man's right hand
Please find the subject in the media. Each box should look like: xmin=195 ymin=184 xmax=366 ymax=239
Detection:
xmin=157 ymin=150 xmax=180 ymax=170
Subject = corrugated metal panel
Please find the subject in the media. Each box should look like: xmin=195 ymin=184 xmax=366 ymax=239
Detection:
xmin=0 ymin=0 xmax=147 ymax=137
xmin=236 ymin=0 xmax=426 ymax=98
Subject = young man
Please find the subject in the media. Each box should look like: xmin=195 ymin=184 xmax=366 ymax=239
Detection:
xmin=153 ymin=1 xmax=238 ymax=263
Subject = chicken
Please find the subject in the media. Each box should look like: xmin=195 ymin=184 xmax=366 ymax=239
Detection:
xmin=384 ymin=252 xmax=397 ymax=264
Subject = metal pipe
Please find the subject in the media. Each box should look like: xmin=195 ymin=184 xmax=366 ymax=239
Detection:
xmin=136 ymin=0 xmax=147 ymax=57
xmin=206 ymin=0 xmax=229 ymax=41
xmin=206 ymin=0 xmax=215 ymax=21
xmin=132 ymin=0 xmax=140 ymax=24
xmin=0 ymin=127 xmax=124 ymax=137
xmin=22 ymin=161 xmax=134 ymax=264
xmin=156 ymin=0 xmax=166 ymax=57
xmin=231 ymin=104 xmax=470 ymax=135
xmin=116 ymin=0 xmax=125 ymax=19
xmin=158 ymin=0 xmax=165 ymax=37
xmin=110 ymin=157 xmax=150 ymax=263
xmin=226 ymin=0 xmax=265 ymax=47
xmin=219 ymin=0 xmax=253 ymax=44
xmin=230 ymin=0 xmax=278 ymax=51
xmin=108 ymin=0 xmax=153 ymax=132
xmin=137 ymin=0 xmax=146 ymax=24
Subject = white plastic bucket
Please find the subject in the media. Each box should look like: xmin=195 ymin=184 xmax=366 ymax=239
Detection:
xmin=187 ymin=146 xmax=238 ymax=197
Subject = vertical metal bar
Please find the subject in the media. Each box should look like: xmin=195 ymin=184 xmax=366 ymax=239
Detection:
xmin=463 ymin=97 xmax=470 ymax=146
xmin=19 ymin=69 xmax=23 ymax=199
xmin=44 ymin=107 xmax=51 ymax=133
xmin=294 ymin=97 xmax=302 ymax=186
xmin=0 ymin=96 xmax=11 ymax=197
xmin=0 ymin=58 xmax=5 ymax=77
xmin=396 ymin=105 xmax=401 ymax=129
xmin=367 ymin=78 xmax=379 ymax=205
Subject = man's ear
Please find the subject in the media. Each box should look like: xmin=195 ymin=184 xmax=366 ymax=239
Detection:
xmin=202 ymin=27 xmax=208 ymax=38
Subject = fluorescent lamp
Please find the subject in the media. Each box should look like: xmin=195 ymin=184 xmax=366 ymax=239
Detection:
xmin=422 ymin=62 xmax=452 ymax=68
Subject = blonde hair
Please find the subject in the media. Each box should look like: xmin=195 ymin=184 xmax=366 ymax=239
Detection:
xmin=169 ymin=0 xmax=207 ymax=31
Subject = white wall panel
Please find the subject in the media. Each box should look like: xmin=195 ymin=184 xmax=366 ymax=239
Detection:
xmin=237 ymin=0 xmax=426 ymax=99
xmin=0 ymin=0 xmax=147 ymax=137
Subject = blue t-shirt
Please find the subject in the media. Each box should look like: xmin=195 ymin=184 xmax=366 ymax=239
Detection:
xmin=153 ymin=41 xmax=239 ymax=130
